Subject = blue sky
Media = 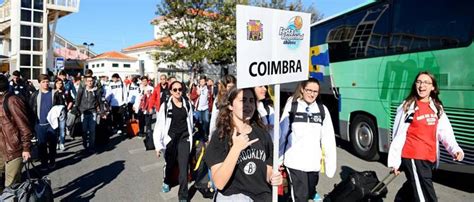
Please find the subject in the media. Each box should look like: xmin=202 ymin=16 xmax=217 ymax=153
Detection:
xmin=49 ymin=0 xmax=366 ymax=54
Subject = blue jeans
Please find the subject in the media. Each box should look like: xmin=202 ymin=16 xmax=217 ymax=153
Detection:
xmin=197 ymin=109 xmax=210 ymax=137
xmin=35 ymin=124 xmax=56 ymax=166
xmin=58 ymin=118 xmax=66 ymax=145
xmin=81 ymin=112 xmax=96 ymax=150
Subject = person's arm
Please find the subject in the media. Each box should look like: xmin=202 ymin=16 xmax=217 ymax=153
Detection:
xmin=10 ymin=97 xmax=32 ymax=160
xmin=210 ymin=129 xmax=259 ymax=190
xmin=437 ymin=111 xmax=464 ymax=161
xmin=321 ymin=106 xmax=337 ymax=178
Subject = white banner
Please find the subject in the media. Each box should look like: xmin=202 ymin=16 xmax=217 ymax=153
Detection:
xmin=236 ymin=5 xmax=310 ymax=88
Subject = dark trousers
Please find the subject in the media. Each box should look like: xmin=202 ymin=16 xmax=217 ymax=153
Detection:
xmin=164 ymin=131 xmax=190 ymax=200
xmin=82 ymin=112 xmax=96 ymax=150
xmin=138 ymin=110 xmax=151 ymax=137
xmin=111 ymin=106 xmax=125 ymax=131
xmin=35 ymin=124 xmax=57 ymax=166
xmin=397 ymin=158 xmax=437 ymax=202
xmin=287 ymin=167 xmax=319 ymax=202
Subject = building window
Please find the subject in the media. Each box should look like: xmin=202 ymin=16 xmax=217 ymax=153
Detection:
xmin=21 ymin=0 xmax=32 ymax=8
xmin=92 ymin=64 xmax=95 ymax=68
xmin=33 ymin=40 xmax=42 ymax=51
xmin=112 ymin=63 xmax=119 ymax=68
xmin=20 ymin=39 xmax=31 ymax=51
xmin=32 ymin=68 xmax=41 ymax=80
xmin=20 ymin=68 xmax=31 ymax=80
xmin=21 ymin=10 xmax=31 ymax=22
xmin=101 ymin=63 xmax=104 ymax=67
xmin=124 ymin=64 xmax=131 ymax=68
xmin=34 ymin=0 xmax=43 ymax=10
xmin=20 ymin=54 xmax=31 ymax=66
xmin=33 ymin=26 xmax=42 ymax=38
xmin=32 ymin=55 xmax=42 ymax=66
xmin=21 ymin=25 xmax=31 ymax=37
xmin=33 ymin=11 xmax=43 ymax=23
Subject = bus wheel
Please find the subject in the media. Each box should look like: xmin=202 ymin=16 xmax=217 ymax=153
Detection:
xmin=350 ymin=114 xmax=380 ymax=161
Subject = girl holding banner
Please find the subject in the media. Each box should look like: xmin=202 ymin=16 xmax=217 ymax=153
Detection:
xmin=205 ymin=87 xmax=282 ymax=201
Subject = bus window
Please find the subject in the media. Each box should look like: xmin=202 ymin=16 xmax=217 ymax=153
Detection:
xmin=390 ymin=0 xmax=474 ymax=54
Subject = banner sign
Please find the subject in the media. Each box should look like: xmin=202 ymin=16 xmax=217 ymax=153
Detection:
xmin=236 ymin=5 xmax=311 ymax=88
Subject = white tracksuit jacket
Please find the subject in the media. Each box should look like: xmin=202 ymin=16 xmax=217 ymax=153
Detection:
xmin=152 ymin=97 xmax=194 ymax=152
xmin=279 ymin=97 xmax=337 ymax=178
xmin=387 ymin=99 xmax=464 ymax=169
xmin=105 ymin=81 xmax=126 ymax=107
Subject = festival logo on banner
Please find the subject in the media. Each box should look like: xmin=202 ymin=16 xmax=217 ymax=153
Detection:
xmin=247 ymin=20 xmax=263 ymax=41
xmin=279 ymin=16 xmax=304 ymax=49
xmin=309 ymin=44 xmax=330 ymax=81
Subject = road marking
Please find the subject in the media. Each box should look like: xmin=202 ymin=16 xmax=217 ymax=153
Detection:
xmin=128 ymin=147 xmax=145 ymax=154
xmin=140 ymin=162 xmax=163 ymax=172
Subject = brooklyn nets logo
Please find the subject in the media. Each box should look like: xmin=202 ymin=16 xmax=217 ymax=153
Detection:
xmin=243 ymin=162 xmax=257 ymax=175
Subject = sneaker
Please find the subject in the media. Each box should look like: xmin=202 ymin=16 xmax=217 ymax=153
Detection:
xmin=56 ymin=144 xmax=60 ymax=150
xmin=313 ymin=193 xmax=322 ymax=201
xmin=59 ymin=144 xmax=65 ymax=151
xmin=117 ymin=130 xmax=122 ymax=134
xmin=161 ymin=183 xmax=170 ymax=193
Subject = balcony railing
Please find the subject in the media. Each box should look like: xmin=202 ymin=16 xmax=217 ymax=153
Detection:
xmin=47 ymin=0 xmax=80 ymax=12
xmin=0 ymin=0 xmax=11 ymax=23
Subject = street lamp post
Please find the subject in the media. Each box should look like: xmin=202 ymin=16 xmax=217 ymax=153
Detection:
xmin=83 ymin=42 xmax=94 ymax=74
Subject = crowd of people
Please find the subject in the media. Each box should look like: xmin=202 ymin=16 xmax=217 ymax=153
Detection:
xmin=0 ymin=69 xmax=465 ymax=202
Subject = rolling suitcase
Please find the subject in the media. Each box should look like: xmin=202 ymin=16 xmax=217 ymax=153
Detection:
xmin=127 ymin=118 xmax=139 ymax=137
xmin=324 ymin=171 xmax=396 ymax=202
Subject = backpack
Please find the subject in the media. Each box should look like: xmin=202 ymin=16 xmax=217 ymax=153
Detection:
xmin=2 ymin=92 xmax=37 ymax=134
xmin=284 ymin=98 xmax=326 ymax=151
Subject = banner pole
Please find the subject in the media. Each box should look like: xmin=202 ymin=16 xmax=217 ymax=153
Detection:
xmin=272 ymin=84 xmax=280 ymax=202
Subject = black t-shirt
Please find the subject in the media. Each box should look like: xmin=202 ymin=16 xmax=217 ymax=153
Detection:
xmin=205 ymin=125 xmax=273 ymax=201
xmin=169 ymin=101 xmax=188 ymax=135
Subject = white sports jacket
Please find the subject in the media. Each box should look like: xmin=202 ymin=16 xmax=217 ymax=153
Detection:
xmin=279 ymin=97 xmax=337 ymax=178
xmin=153 ymin=97 xmax=194 ymax=152
xmin=387 ymin=99 xmax=464 ymax=169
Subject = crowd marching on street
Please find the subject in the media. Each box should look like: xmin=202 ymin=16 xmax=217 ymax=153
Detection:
xmin=0 ymin=69 xmax=465 ymax=202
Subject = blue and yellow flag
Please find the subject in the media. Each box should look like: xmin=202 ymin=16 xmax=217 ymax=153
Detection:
xmin=309 ymin=44 xmax=330 ymax=81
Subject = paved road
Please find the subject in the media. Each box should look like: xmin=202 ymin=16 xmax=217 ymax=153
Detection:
xmin=46 ymin=134 xmax=473 ymax=201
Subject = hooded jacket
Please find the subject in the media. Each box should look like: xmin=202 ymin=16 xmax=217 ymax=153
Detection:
xmin=387 ymin=99 xmax=464 ymax=169
xmin=153 ymin=97 xmax=194 ymax=152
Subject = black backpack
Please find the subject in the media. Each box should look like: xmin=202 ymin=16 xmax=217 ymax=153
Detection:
xmin=283 ymin=99 xmax=326 ymax=152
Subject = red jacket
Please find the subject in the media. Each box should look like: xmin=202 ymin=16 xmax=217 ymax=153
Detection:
xmin=191 ymin=85 xmax=214 ymax=112
xmin=150 ymin=84 xmax=167 ymax=112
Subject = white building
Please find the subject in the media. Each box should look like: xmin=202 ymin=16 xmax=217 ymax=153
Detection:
xmin=0 ymin=0 xmax=81 ymax=80
xmin=87 ymin=51 xmax=138 ymax=79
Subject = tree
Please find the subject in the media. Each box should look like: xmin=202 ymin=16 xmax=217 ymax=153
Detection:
xmin=252 ymin=0 xmax=323 ymax=23
xmin=153 ymin=0 xmax=216 ymax=78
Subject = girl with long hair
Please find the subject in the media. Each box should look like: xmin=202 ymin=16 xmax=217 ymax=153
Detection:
xmin=153 ymin=81 xmax=193 ymax=201
xmin=254 ymin=86 xmax=274 ymax=138
xmin=53 ymin=78 xmax=73 ymax=151
xmin=209 ymin=75 xmax=236 ymax=140
xmin=388 ymin=71 xmax=464 ymax=201
xmin=279 ymin=78 xmax=337 ymax=202
xmin=205 ymin=88 xmax=281 ymax=201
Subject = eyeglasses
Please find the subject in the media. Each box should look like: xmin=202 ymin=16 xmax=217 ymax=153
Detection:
xmin=304 ymin=88 xmax=319 ymax=94
xmin=172 ymin=88 xmax=183 ymax=93
xmin=415 ymin=80 xmax=432 ymax=86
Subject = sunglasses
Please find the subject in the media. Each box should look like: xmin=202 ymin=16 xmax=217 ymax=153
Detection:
xmin=172 ymin=88 xmax=183 ymax=93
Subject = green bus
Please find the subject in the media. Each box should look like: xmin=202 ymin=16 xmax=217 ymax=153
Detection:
xmin=305 ymin=0 xmax=474 ymax=173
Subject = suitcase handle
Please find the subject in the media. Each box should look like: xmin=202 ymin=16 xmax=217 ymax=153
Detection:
xmin=370 ymin=172 xmax=397 ymax=195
